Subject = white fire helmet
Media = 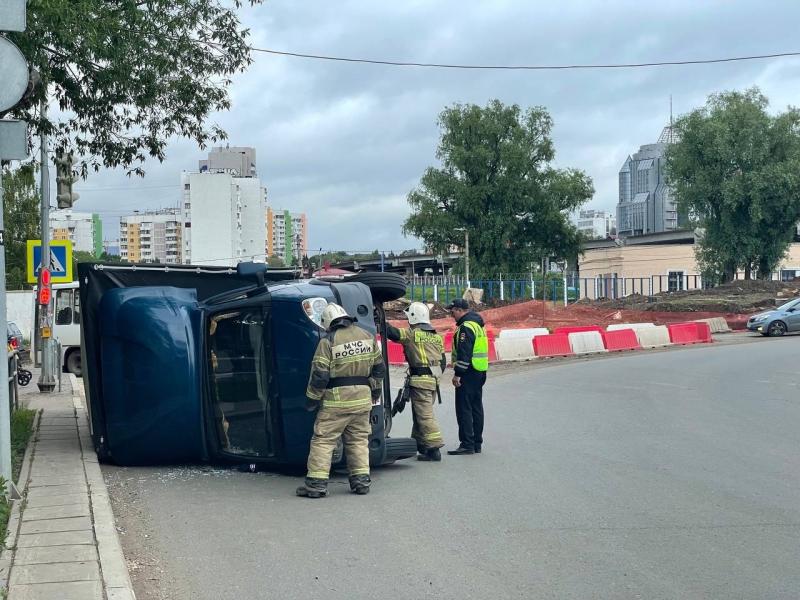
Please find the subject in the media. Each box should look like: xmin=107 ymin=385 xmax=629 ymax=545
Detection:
xmin=320 ymin=303 xmax=351 ymax=330
xmin=404 ymin=301 xmax=431 ymax=326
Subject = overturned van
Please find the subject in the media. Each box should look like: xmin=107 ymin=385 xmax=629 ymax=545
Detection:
xmin=78 ymin=262 xmax=416 ymax=467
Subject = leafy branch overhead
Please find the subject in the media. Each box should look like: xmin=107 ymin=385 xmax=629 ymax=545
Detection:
xmin=403 ymin=100 xmax=593 ymax=273
xmin=6 ymin=0 xmax=262 ymax=176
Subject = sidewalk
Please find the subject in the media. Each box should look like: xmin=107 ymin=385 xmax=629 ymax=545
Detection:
xmin=0 ymin=373 xmax=135 ymax=600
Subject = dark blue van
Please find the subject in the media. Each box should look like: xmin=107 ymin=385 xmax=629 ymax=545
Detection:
xmin=77 ymin=262 xmax=415 ymax=467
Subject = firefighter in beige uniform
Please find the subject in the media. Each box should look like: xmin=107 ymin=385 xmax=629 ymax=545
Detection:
xmin=296 ymin=304 xmax=385 ymax=498
xmin=386 ymin=302 xmax=446 ymax=461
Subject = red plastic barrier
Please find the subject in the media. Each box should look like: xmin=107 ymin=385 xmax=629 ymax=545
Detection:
xmin=443 ymin=331 xmax=454 ymax=353
xmin=694 ymin=322 xmax=713 ymax=343
xmin=601 ymin=329 xmax=641 ymax=352
xmin=553 ymin=325 xmax=603 ymax=336
xmin=667 ymin=322 xmax=703 ymax=345
xmin=387 ymin=340 xmax=406 ymax=364
xmin=533 ymin=334 xmax=573 ymax=358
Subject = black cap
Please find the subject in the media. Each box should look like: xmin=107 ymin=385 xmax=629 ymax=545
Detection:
xmin=446 ymin=299 xmax=470 ymax=310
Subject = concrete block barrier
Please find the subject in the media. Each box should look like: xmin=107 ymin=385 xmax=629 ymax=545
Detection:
xmin=533 ymin=334 xmax=573 ymax=358
xmin=606 ymin=322 xmax=656 ymax=332
xmin=695 ymin=317 xmax=731 ymax=333
xmin=635 ymin=325 xmax=672 ymax=348
xmin=567 ymin=331 xmax=607 ymax=355
xmin=694 ymin=321 xmax=713 ymax=343
xmin=494 ymin=338 xmax=536 ymax=361
xmin=554 ymin=325 xmax=603 ymax=335
xmin=387 ymin=340 xmax=406 ymax=364
xmin=668 ymin=322 xmax=704 ymax=345
xmin=498 ymin=327 xmax=550 ymax=340
xmin=601 ymin=329 xmax=641 ymax=352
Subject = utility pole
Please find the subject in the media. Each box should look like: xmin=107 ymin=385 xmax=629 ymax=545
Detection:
xmin=37 ymin=99 xmax=56 ymax=392
xmin=0 ymin=0 xmax=31 ymax=494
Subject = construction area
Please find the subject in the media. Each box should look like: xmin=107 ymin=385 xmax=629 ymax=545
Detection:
xmin=386 ymin=279 xmax=800 ymax=332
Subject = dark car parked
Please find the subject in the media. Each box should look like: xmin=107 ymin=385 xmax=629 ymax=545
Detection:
xmin=78 ymin=262 xmax=415 ymax=467
xmin=7 ymin=321 xmax=24 ymax=351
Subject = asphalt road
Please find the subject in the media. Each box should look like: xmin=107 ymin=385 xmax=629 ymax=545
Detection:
xmin=104 ymin=335 xmax=800 ymax=600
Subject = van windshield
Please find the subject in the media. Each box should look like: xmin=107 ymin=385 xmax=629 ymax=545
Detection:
xmin=207 ymin=309 xmax=274 ymax=457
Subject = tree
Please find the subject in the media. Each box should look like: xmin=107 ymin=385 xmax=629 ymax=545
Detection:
xmin=266 ymin=255 xmax=285 ymax=268
xmin=2 ymin=164 xmax=40 ymax=290
xmin=5 ymin=0 xmax=262 ymax=176
xmin=666 ymin=88 xmax=800 ymax=282
xmin=403 ymin=100 xmax=594 ymax=274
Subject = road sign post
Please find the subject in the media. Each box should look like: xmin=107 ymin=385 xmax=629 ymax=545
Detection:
xmin=1 ymin=0 xmax=30 ymax=496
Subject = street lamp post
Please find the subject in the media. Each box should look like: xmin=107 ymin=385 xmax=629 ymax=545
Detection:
xmin=456 ymin=228 xmax=470 ymax=287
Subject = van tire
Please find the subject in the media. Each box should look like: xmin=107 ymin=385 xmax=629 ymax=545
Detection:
xmin=348 ymin=272 xmax=407 ymax=303
xmin=65 ymin=349 xmax=82 ymax=377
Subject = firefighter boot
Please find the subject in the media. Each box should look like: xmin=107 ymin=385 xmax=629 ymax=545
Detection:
xmin=417 ymin=448 xmax=442 ymax=462
xmin=296 ymin=478 xmax=328 ymax=498
xmin=348 ymin=474 xmax=371 ymax=495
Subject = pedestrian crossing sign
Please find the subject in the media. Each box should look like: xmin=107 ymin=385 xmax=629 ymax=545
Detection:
xmin=26 ymin=239 xmax=73 ymax=284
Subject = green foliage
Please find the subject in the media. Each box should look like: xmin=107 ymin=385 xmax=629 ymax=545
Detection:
xmin=666 ymin=88 xmax=800 ymax=282
xmin=1 ymin=408 xmax=37 ymax=547
xmin=2 ymin=164 xmax=41 ymax=290
xmin=266 ymin=255 xmax=285 ymax=268
xmin=6 ymin=0 xmax=262 ymax=175
xmin=403 ymin=100 xmax=594 ymax=274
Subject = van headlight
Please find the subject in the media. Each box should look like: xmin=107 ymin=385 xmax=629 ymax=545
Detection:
xmin=302 ymin=297 xmax=328 ymax=328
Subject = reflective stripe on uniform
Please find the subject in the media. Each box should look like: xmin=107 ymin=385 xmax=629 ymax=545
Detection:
xmin=349 ymin=467 xmax=370 ymax=476
xmin=323 ymin=397 xmax=372 ymax=408
xmin=307 ymin=470 xmax=329 ymax=479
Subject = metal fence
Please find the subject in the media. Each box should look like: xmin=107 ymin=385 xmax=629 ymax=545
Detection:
xmin=407 ymin=276 xmax=574 ymax=305
xmin=405 ymin=272 xmax=709 ymax=305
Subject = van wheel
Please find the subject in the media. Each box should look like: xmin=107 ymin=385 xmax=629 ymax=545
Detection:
xmin=66 ymin=350 xmax=82 ymax=377
xmin=348 ymin=272 xmax=407 ymax=303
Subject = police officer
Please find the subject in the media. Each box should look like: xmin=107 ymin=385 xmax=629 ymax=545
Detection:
xmin=445 ymin=299 xmax=489 ymax=455
xmin=386 ymin=302 xmax=446 ymax=461
xmin=296 ymin=303 xmax=385 ymax=498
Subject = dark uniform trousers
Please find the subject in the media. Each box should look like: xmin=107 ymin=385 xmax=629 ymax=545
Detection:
xmin=455 ymin=369 xmax=486 ymax=451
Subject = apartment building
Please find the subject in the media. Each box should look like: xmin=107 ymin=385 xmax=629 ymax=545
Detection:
xmin=119 ymin=209 xmax=182 ymax=264
xmin=50 ymin=210 xmax=102 ymax=256
xmin=266 ymin=208 xmax=308 ymax=266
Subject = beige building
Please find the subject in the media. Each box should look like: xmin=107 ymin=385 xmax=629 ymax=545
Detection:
xmin=119 ymin=209 xmax=182 ymax=264
xmin=578 ymin=231 xmax=800 ymax=299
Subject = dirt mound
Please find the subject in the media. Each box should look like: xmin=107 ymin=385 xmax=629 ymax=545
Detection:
xmin=388 ymin=298 xmax=751 ymax=333
xmin=596 ymin=280 xmax=800 ymax=314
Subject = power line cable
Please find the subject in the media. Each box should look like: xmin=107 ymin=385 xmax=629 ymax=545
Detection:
xmin=252 ymin=47 xmax=800 ymax=70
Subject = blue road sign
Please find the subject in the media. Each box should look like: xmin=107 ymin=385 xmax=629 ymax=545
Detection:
xmin=26 ymin=240 xmax=73 ymax=283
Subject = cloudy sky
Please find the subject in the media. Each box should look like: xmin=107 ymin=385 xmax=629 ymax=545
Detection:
xmin=75 ymin=0 xmax=800 ymax=255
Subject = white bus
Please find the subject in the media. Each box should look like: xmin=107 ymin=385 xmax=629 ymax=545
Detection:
xmin=33 ymin=281 xmax=82 ymax=376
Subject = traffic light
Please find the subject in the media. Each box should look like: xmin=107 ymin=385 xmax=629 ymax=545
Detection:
xmin=55 ymin=150 xmax=79 ymax=208
xmin=38 ymin=268 xmax=51 ymax=305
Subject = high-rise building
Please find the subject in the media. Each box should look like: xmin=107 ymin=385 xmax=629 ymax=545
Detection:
xmin=119 ymin=209 xmax=182 ymax=264
xmin=182 ymin=146 xmax=267 ymax=266
xmin=50 ymin=210 xmax=102 ymax=256
xmin=266 ymin=208 xmax=308 ymax=266
xmin=575 ymin=209 xmax=616 ymax=240
xmin=102 ymin=239 xmax=120 ymax=257
xmin=617 ymin=126 xmax=682 ymax=237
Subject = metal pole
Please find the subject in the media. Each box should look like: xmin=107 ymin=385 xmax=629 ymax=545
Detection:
xmin=0 ymin=159 xmax=16 ymax=494
xmin=464 ymin=230 xmax=470 ymax=288
xmin=37 ymin=100 xmax=55 ymax=392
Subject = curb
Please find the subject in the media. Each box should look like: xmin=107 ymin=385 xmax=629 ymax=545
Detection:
xmin=70 ymin=374 xmax=137 ymax=600
xmin=0 ymin=409 xmax=41 ymax=592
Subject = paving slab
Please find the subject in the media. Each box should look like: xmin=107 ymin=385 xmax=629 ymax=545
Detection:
xmin=10 ymin=561 xmax=101 ymax=585
xmin=15 ymin=530 xmax=95 ymax=548
xmin=7 ymin=373 xmax=135 ymax=600
xmin=13 ymin=545 xmax=98 ymax=566
xmin=7 ymin=580 xmax=103 ymax=600
xmin=24 ymin=494 xmax=89 ymax=509
xmin=21 ymin=504 xmax=91 ymax=522
xmin=27 ymin=476 xmax=86 ymax=488
xmin=25 ymin=484 xmax=86 ymax=498
xmin=19 ymin=516 xmax=92 ymax=535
